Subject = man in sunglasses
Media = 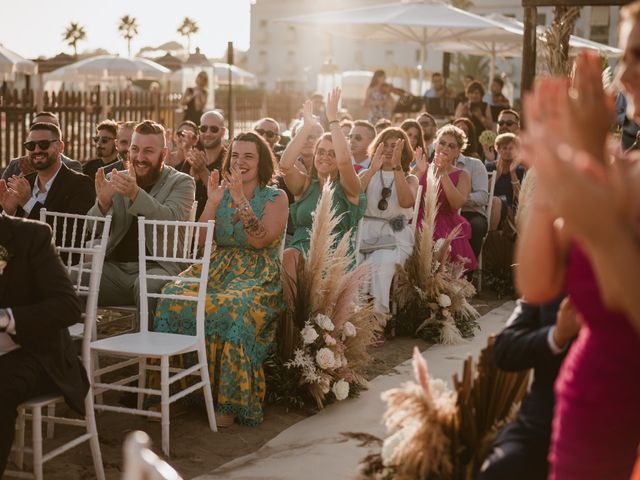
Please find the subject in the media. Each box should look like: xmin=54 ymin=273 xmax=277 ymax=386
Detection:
xmin=254 ymin=117 xmax=283 ymax=158
xmin=183 ymin=110 xmax=227 ymax=219
xmin=485 ymin=110 xmax=521 ymax=167
xmin=497 ymin=109 xmax=520 ymax=135
xmin=349 ymin=120 xmax=376 ymax=173
xmin=88 ymin=120 xmax=195 ymax=309
xmin=2 ymin=111 xmax=82 ymax=181
xmin=83 ymin=120 xmax=120 ymax=180
xmin=0 ymin=122 xmax=95 ymax=227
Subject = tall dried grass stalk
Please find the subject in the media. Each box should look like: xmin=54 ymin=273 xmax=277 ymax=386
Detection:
xmin=544 ymin=6 xmax=581 ymax=76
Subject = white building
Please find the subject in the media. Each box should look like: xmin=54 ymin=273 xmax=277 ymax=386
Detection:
xmin=246 ymin=0 xmax=621 ymax=98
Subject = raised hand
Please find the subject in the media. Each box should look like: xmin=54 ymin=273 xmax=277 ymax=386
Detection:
xmin=413 ymin=146 xmax=428 ymax=177
xmin=326 ymin=87 xmax=341 ymax=123
xmin=111 ymin=164 xmax=139 ymax=201
xmin=391 ymin=139 xmax=405 ymax=169
xmin=18 ymin=156 xmax=35 ymax=176
xmin=0 ymin=179 xmax=19 ymax=214
xmin=7 ymin=175 xmax=32 ymax=207
xmin=302 ymin=100 xmax=318 ymax=129
xmin=96 ymin=168 xmax=118 ymax=213
xmin=433 ymin=152 xmax=447 ymax=177
xmin=370 ymin=143 xmax=385 ymax=172
xmin=189 ymin=150 xmax=209 ymax=181
xmin=224 ymin=164 xmax=246 ymax=206
xmin=206 ymin=169 xmax=226 ymax=206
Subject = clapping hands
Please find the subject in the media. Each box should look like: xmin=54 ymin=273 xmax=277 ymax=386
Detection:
xmin=95 ymin=165 xmax=139 ymax=213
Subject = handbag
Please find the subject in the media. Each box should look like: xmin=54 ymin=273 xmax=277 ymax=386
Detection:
xmin=359 ymin=234 xmax=397 ymax=254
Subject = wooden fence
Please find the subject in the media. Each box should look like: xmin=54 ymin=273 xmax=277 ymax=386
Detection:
xmin=0 ymin=88 xmax=305 ymax=168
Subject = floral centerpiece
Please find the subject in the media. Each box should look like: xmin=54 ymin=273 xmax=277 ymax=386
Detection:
xmin=392 ymin=166 xmax=479 ymax=344
xmin=266 ymin=183 xmax=379 ymax=409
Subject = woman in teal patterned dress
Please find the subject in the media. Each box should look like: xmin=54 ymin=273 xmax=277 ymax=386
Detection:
xmin=153 ymin=132 xmax=289 ymax=427
xmin=280 ymin=87 xmax=366 ymax=299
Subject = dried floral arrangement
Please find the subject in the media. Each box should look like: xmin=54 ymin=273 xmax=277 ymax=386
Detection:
xmin=346 ymin=339 xmax=530 ymax=480
xmin=392 ymin=167 xmax=480 ymax=344
xmin=266 ymin=183 xmax=379 ymax=409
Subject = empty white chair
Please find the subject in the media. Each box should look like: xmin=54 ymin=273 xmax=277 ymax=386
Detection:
xmin=6 ymin=210 xmax=110 ymax=480
xmin=91 ymin=217 xmax=217 ymax=456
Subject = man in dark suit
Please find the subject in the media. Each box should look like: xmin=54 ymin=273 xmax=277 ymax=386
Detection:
xmin=0 ymin=123 xmax=95 ymax=258
xmin=477 ymin=297 xmax=581 ymax=480
xmin=0 ymin=215 xmax=89 ymax=476
xmin=1 ymin=111 xmax=83 ymax=180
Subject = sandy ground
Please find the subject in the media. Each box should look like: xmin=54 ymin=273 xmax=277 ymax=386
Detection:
xmin=6 ymin=291 xmax=507 ymax=479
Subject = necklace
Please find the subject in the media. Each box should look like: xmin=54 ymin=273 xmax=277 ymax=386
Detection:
xmin=378 ymin=170 xmax=395 ymax=211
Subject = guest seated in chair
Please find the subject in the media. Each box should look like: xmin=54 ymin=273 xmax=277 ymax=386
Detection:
xmin=359 ymin=128 xmax=418 ymax=316
xmin=152 ymin=131 xmax=288 ymax=427
xmin=415 ymin=125 xmax=478 ymax=271
xmin=88 ymin=120 xmax=195 ymax=307
xmin=280 ymin=88 xmax=366 ymax=300
xmin=0 ymin=215 xmax=88 ymax=476
xmin=486 ymin=133 xmax=525 ymax=231
xmin=478 ymin=297 xmax=579 ymax=480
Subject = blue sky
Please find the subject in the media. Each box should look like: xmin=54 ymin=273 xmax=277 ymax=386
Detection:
xmin=0 ymin=0 xmax=253 ymax=59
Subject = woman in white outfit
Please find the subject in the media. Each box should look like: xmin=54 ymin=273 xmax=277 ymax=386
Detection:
xmin=358 ymin=127 xmax=419 ymax=315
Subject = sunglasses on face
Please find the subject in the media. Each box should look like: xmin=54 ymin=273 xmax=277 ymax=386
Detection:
xmin=348 ymin=134 xmax=363 ymax=142
xmin=177 ymin=130 xmax=196 ymax=138
xmin=498 ymin=120 xmax=517 ymax=127
xmin=378 ymin=186 xmax=392 ymax=211
xmin=199 ymin=125 xmax=220 ymax=134
xmin=255 ymin=128 xmax=277 ymax=140
xmin=24 ymin=139 xmax=59 ymax=151
xmin=93 ymin=135 xmax=115 ymax=144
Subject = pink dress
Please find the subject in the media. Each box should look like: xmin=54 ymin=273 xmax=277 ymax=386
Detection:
xmin=417 ymin=169 xmax=478 ymax=271
xmin=550 ymin=243 xmax=640 ymax=479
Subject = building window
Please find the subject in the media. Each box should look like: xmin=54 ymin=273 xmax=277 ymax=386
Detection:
xmin=260 ymin=20 xmax=267 ymax=28
xmin=536 ymin=13 xmax=547 ymax=26
xmin=590 ymin=6 xmax=610 ymax=44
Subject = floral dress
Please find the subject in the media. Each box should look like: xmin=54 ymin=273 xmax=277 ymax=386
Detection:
xmin=153 ymin=186 xmax=285 ymax=426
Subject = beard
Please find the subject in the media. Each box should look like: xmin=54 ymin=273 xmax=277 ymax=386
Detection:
xmin=30 ymin=152 xmax=57 ymax=171
xmin=133 ymin=152 xmax=164 ymax=187
xmin=96 ymin=144 xmax=115 ymax=159
xmin=202 ymin=137 xmax=221 ymax=150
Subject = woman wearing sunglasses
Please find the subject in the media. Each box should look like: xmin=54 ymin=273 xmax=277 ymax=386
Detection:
xmin=415 ymin=125 xmax=477 ymax=271
xmin=358 ymin=128 xmax=418 ymax=316
xmin=280 ymin=87 xmax=366 ymax=300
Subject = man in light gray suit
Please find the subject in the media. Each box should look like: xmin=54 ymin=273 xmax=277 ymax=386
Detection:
xmin=88 ymin=120 xmax=195 ymax=307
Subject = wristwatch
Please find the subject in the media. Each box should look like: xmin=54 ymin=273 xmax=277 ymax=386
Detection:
xmin=0 ymin=309 xmax=9 ymax=333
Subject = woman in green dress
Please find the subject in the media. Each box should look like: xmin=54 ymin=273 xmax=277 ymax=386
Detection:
xmin=153 ymin=131 xmax=289 ymax=427
xmin=280 ymin=87 xmax=366 ymax=299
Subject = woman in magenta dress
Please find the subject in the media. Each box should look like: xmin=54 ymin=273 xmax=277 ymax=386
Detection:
xmin=414 ymin=124 xmax=478 ymax=271
xmin=516 ymin=23 xmax=640 ymax=477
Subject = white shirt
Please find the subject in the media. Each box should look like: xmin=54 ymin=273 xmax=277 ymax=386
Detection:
xmin=0 ymin=308 xmax=19 ymax=355
xmin=352 ymin=157 xmax=371 ymax=169
xmin=22 ymin=163 xmax=63 ymax=216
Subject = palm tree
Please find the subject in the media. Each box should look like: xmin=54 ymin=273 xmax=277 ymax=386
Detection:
xmin=177 ymin=17 xmax=199 ymax=53
xmin=62 ymin=22 xmax=86 ymax=57
xmin=118 ymin=15 xmax=139 ymax=57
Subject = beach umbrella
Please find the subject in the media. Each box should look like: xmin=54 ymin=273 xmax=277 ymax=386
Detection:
xmin=0 ymin=44 xmax=38 ymax=78
xmin=45 ymin=55 xmax=170 ymax=81
xmin=276 ymin=1 xmax=503 ymax=87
